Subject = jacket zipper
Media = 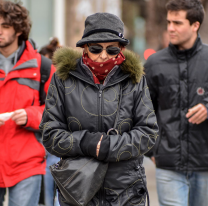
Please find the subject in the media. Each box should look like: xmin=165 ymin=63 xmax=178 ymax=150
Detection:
xmin=186 ymin=54 xmax=189 ymax=172
xmin=98 ymin=89 xmax=105 ymax=206
xmin=69 ymin=71 xmax=129 ymax=206
xmin=98 ymin=89 xmax=103 ymax=131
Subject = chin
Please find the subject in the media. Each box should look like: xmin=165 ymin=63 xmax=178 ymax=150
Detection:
xmin=170 ymin=40 xmax=179 ymax=45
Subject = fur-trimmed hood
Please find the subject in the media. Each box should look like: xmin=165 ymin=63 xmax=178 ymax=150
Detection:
xmin=53 ymin=47 xmax=144 ymax=84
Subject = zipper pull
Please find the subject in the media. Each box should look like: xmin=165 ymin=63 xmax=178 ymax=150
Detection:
xmin=99 ymin=90 xmax=102 ymax=98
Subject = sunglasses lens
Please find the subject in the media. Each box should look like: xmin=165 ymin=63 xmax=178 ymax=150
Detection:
xmin=106 ymin=47 xmax=121 ymax=55
xmin=88 ymin=45 xmax=121 ymax=55
xmin=88 ymin=45 xmax=103 ymax=54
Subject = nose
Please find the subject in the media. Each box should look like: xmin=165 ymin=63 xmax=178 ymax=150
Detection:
xmin=168 ymin=22 xmax=175 ymax=32
xmin=99 ymin=49 xmax=108 ymax=60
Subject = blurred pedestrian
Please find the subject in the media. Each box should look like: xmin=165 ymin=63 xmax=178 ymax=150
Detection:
xmin=145 ymin=0 xmax=208 ymax=206
xmin=39 ymin=37 xmax=60 ymax=206
xmin=39 ymin=37 xmax=60 ymax=59
xmin=0 ymin=1 xmax=55 ymax=206
xmin=40 ymin=12 xmax=158 ymax=206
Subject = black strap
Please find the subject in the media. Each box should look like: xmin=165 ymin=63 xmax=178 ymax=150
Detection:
xmin=38 ymin=175 xmax=45 ymax=205
xmin=39 ymin=55 xmax=52 ymax=105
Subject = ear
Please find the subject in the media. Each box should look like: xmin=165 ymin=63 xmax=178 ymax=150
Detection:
xmin=121 ymin=47 xmax=125 ymax=52
xmin=192 ymin=21 xmax=200 ymax=32
xmin=83 ymin=44 xmax=88 ymax=54
xmin=16 ymin=32 xmax=22 ymax=37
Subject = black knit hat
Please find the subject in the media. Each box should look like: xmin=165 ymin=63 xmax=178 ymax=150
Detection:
xmin=76 ymin=13 xmax=130 ymax=47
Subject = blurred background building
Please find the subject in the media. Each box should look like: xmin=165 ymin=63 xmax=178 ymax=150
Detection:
xmin=7 ymin=0 xmax=208 ymax=61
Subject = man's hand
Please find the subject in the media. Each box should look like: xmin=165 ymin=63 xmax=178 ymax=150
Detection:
xmin=11 ymin=109 xmax=28 ymax=126
xmin=151 ymin=156 xmax=156 ymax=164
xmin=0 ymin=119 xmax=5 ymax=126
xmin=186 ymin=104 xmax=207 ymax=124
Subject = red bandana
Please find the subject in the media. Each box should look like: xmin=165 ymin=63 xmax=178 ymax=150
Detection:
xmin=82 ymin=52 xmax=125 ymax=84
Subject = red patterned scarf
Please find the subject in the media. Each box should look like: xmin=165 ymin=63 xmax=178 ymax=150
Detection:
xmin=82 ymin=52 xmax=125 ymax=84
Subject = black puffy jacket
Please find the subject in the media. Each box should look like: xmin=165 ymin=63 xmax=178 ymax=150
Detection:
xmin=145 ymin=36 xmax=208 ymax=171
xmin=40 ymin=48 xmax=158 ymax=206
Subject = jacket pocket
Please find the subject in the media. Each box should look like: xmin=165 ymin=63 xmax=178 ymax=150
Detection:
xmin=125 ymin=180 xmax=146 ymax=206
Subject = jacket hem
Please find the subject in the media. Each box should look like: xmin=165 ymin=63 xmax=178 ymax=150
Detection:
xmin=156 ymin=166 xmax=208 ymax=172
xmin=0 ymin=167 xmax=46 ymax=188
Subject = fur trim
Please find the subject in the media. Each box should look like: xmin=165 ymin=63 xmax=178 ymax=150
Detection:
xmin=121 ymin=50 xmax=144 ymax=83
xmin=53 ymin=47 xmax=82 ymax=81
xmin=53 ymin=47 xmax=144 ymax=83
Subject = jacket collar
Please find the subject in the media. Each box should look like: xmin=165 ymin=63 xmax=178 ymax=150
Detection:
xmin=169 ymin=35 xmax=203 ymax=61
xmin=53 ymin=47 xmax=144 ymax=84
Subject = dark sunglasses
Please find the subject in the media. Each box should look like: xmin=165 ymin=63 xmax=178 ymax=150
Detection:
xmin=87 ymin=44 xmax=121 ymax=55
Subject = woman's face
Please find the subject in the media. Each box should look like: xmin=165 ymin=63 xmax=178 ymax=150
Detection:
xmin=84 ymin=42 xmax=124 ymax=63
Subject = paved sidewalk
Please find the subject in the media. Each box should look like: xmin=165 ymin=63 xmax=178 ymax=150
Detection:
xmin=3 ymin=188 xmax=8 ymax=206
xmin=144 ymin=157 xmax=159 ymax=206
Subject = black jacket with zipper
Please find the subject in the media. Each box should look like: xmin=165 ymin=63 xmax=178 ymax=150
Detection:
xmin=144 ymin=36 xmax=208 ymax=171
xmin=40 ymin=48 xmax=158 ymax=206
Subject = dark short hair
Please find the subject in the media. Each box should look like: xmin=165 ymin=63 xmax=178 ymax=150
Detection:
xmin=0 ymin=1 xmax=31 ymax=45
xmin=166 ymin=0 xmax=204 ymax=25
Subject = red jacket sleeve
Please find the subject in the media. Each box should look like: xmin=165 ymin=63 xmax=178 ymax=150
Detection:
xmin=24 ymin=64 xmax=56 ymax=130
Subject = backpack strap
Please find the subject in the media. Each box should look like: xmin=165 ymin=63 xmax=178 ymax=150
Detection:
xmin=40 ymin=55 xmax=52 ymax=105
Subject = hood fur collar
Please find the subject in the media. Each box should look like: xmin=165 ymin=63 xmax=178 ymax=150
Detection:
xmin=53 ymin=47 xmax=144 ymax=84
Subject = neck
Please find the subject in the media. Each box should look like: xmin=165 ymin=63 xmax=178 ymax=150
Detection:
xmin=178 ymin=33 xmax=198 ymax=51
xmin=0 ymin=39 xmax=19 ymax=58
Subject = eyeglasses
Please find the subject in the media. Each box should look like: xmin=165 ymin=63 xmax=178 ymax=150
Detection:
xmin=87 ymin=44 xmax=121 ymax=55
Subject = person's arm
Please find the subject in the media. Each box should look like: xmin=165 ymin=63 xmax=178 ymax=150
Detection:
xmin=39 ymin=73 xmax=104 ymax=158
xmin=93 ymin=76 xmax=159 ymax=162
xmin=143 ymin=60 xmax=159 ymax=159
xmin=10 ymin=64 xmax=56 ymax=130
xmin=102 ymin=76 xmax=159 ymax=162
xmin=144 ymin=60 xmax=158 ymax=114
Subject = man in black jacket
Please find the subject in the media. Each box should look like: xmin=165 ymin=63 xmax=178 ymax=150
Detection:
xmin=145 ymin=0 xmax=208 ymax=205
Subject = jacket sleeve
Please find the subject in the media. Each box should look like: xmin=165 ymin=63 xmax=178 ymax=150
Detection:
xmin=143 ymin=58 xmax=159 ymax=158
xmin=144 ymin=59 xmax=158 ymax=113
xmin=24 ymin=64 xmax=56 ymax=131
xmin=202 ymin=94 xmax=208 ymax=112
xmin=104 ymin=76 xmax=159 ymax=162
xmin=39 ymin=73 xmax=102 ymax=157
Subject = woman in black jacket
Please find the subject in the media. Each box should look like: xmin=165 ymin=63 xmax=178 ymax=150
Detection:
xmin=40 ymin=12 xmax=158 ymax=206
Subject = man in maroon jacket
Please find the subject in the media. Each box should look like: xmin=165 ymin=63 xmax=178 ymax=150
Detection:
xmin=0 ymin=1 xmax=55 ymax=206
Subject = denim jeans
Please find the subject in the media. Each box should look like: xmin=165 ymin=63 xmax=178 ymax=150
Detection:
xmin=156 ymin=168 xmax=208 ymax=206
xmin=0 ymin=175 xmax=41 ymax=206
xmin=44 ymin=153 xmax=60 ymax=206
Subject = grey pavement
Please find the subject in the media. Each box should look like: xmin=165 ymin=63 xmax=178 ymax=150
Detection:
xmin=144 ymin=157 xmax=159 ymax=206
xmin=3 ymin=188 xmax=8 ymax=206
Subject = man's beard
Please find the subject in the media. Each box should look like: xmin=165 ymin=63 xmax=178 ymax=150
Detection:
xmin=0 ymin=33 xmax=17 ymax=48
